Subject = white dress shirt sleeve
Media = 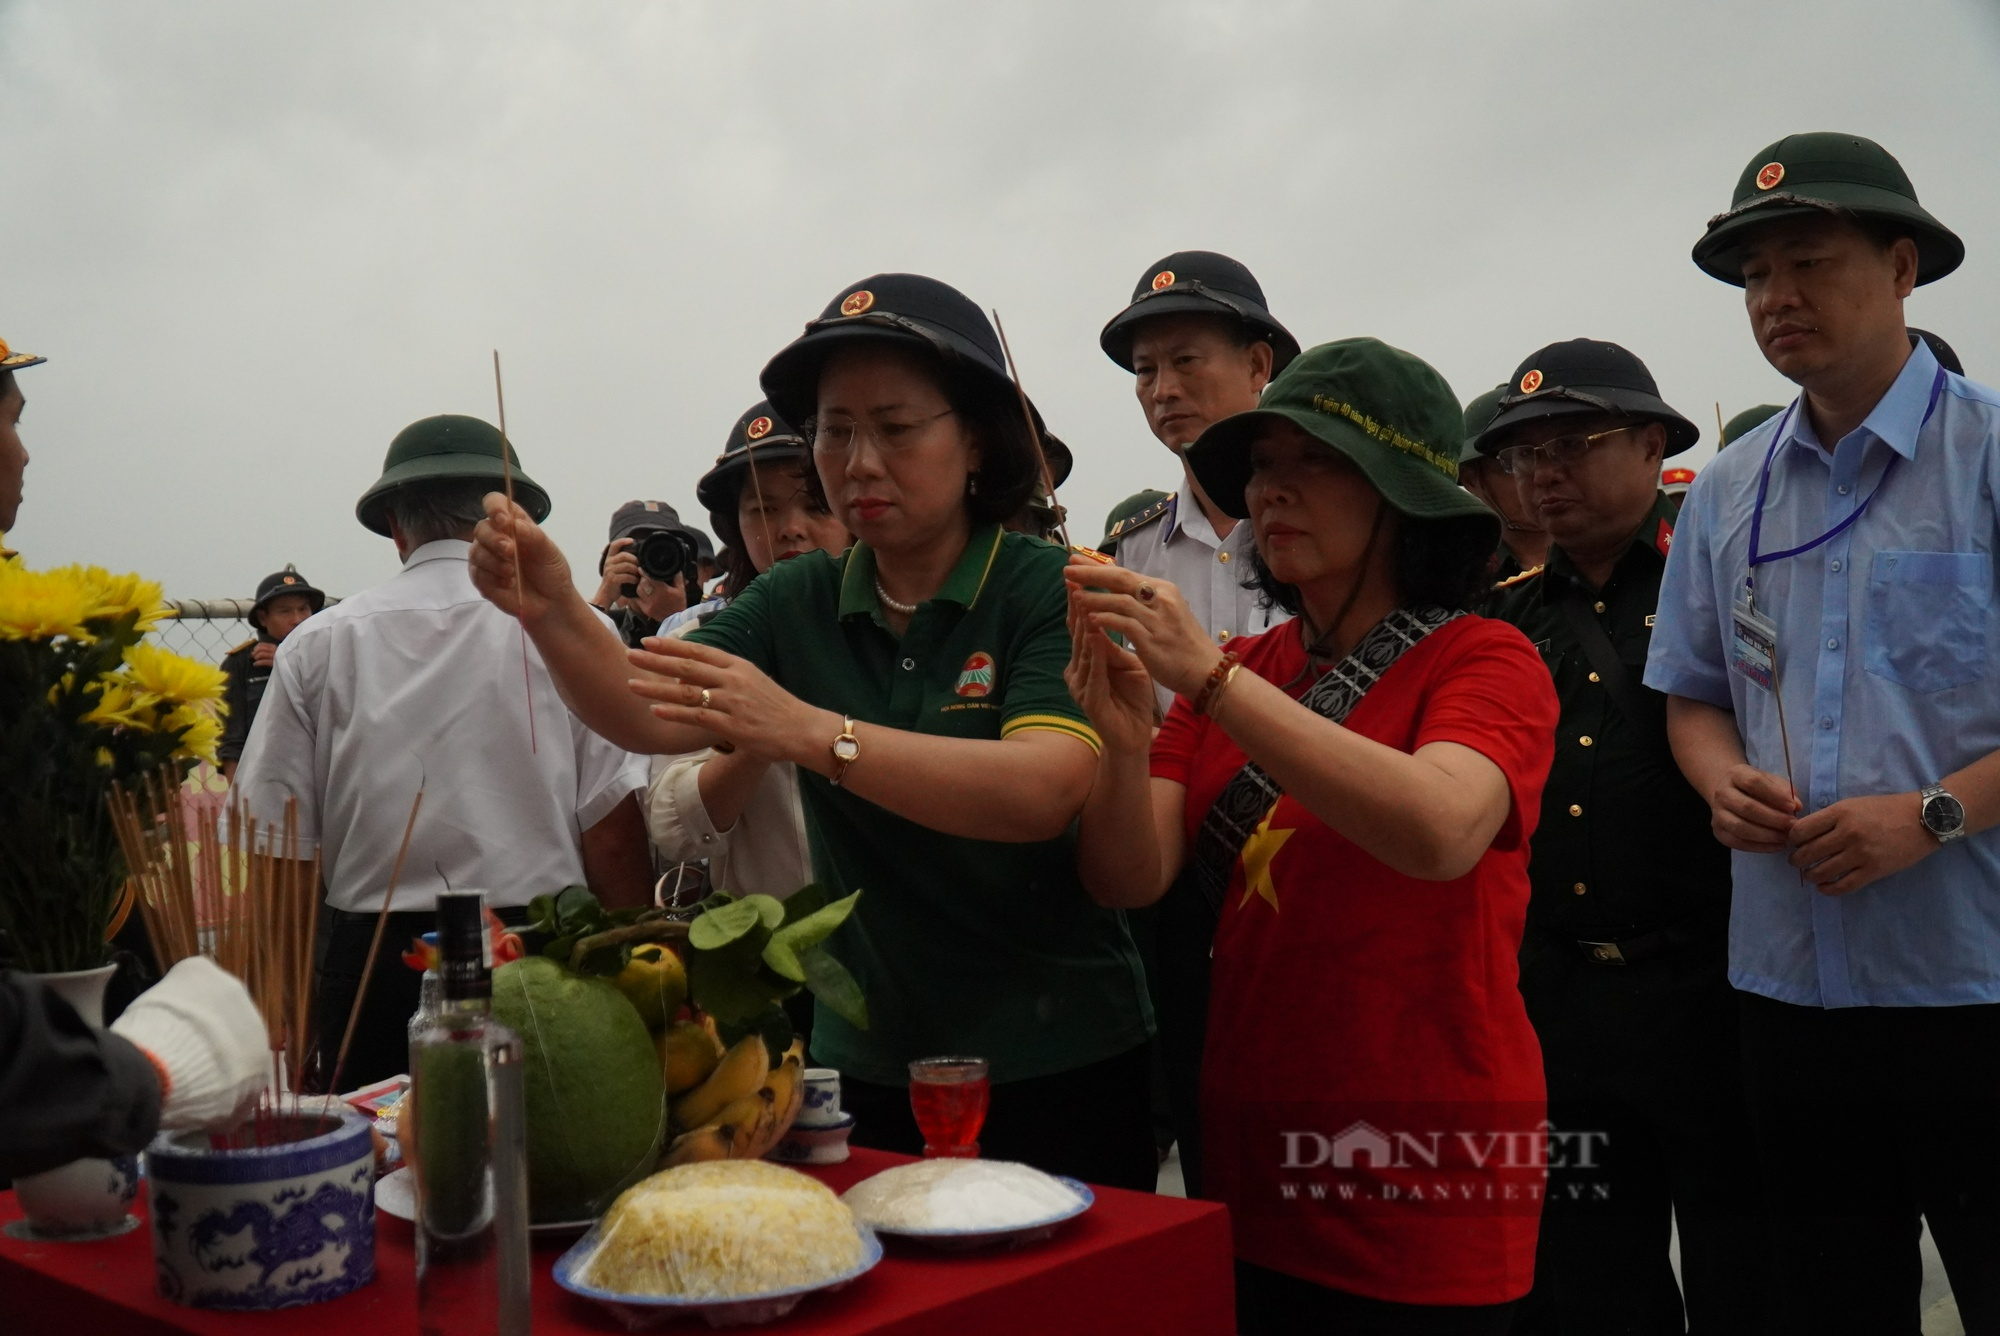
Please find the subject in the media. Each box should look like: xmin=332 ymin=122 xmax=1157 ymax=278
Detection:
xmin=231 ymin=633 xmax=324 ymax=853
xmin=645 ymin=751 xmax=728 ymax=861
xmin=570 ymin=715 xmax=649 ymax=832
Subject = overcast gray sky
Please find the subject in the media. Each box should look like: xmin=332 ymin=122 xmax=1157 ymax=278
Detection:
xmin=4 ymin=0 xmax=1997 ymax=601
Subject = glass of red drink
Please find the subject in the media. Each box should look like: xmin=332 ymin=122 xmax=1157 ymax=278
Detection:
xmin=908 ymin=1056 xmax=990 ymax=1158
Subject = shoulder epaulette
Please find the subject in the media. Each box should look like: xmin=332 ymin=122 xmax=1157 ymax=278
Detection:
xmin=227 ymin=637 xmax=258 ymax=655
xmin=1105 ymin=493 xmax=1176 ymax=543
xmin=1490 ymin=564 xmax=1545 ymax=592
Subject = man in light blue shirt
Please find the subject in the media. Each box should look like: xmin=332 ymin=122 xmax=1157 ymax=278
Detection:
xmin=1648 ymin=132 xmax=2000 ymax=1328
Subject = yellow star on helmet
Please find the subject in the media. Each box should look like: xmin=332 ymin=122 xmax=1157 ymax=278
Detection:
xmin=1237 ymin=802 xmax=1295 ymax=914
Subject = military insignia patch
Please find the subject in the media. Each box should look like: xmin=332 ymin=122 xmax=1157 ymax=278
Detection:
xmin=1519 ymin=368 xmax=1544 ymax=394
xmin=283 ymin=575 xmax=298 ymax=585
xmin=954 ymin=651 xmax=996 ymax=698
xmin=1655 ymin=519 xmax=1674 ymax=556
xmin=1755 ymin=161 xmax=1785 ymax=191
xmin=1151 ymin=270 xmax=1176 ymax=291
xmin=840 ymin=290 xmax=875 ymax=316
xmin=746 ymin=416 xmax=773 ymax=441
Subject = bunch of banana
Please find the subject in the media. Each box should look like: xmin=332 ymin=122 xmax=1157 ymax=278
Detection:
xmin=661 ymin=1034 xmax=807 ymax=1166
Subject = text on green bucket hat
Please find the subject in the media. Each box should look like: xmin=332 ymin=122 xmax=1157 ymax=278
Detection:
xmin=1691 ymin=132 xmax=1962 ymax=286
xmin=355 ymin=413 xmax=551 ymax=537
xmin=1184 ymin=338 xmax=1497 ymax=528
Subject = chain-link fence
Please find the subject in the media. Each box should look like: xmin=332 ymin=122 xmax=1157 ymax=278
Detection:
xmin=149 ymin=597 xmax=340 ymax=664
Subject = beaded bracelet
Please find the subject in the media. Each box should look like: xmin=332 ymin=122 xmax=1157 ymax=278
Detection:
xmin=1192 ymin=651 xmax=1243 ymax=717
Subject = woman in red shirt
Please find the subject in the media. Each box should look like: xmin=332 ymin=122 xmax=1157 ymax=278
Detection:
xmin=1068 ymin=338 xmax=1558 ymax=1334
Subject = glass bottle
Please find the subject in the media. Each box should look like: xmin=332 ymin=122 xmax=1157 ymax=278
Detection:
xmin=407 ymin=892 xmax=531 ymax=1334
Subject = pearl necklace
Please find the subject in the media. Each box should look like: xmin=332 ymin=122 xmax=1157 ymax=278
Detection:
xmin=874 ymin=576 xmax=918 ymax=616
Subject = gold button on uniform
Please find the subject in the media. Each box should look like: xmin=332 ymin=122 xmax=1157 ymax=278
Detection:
xmin=1569 ymin=804 xmax=1583 ymax=817
xmin=1572 ymin=882 xmax=1588 ymax=895
xmin=1579 ymin=735 xmax=1594 ymax=747
xmin=1588 ymin=672 xmax=1601 ymax=683
xmin=1593 ymin=601 xmax=1606 ymax=614
xmin=1217 ymin=629 xmax=1231 ymax=642
xmin=1218 ymin=551 xmax=1231 ymax=563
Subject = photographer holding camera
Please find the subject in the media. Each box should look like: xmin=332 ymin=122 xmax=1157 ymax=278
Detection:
xmin=590 ymin=500 xmax=706 ymax=648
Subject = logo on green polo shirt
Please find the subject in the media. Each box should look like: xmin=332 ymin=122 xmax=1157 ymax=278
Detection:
xmin=955 ymin=651 xmax=996 ymax=698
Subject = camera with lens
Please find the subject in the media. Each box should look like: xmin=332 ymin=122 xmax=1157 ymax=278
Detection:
xmin=625 ymin=527 xmax=700 ymax=599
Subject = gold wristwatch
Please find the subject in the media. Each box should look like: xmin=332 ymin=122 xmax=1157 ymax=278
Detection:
xmin=830 ymin=716 xmax=860 ymax=787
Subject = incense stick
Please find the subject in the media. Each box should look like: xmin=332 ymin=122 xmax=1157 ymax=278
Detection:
xmin=493 ymin=350 xmax=540 ymax=754
xmin=1716 ymin=402 xmax=1726 ymax=446
xmin=110 ymin=771 xmax=322 ymax=1141
xmin=990 ymin=310 xmax=1073 ymax=550
xmin=324 ymin=784 xmax=424 ymax=1099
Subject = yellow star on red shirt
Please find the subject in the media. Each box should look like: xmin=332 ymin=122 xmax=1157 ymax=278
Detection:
xmin=1237 ymin=802 xmax=1295 ymax=914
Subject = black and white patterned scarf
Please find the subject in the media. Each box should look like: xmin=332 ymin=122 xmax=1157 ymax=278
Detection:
xmin=1187 ymin=605 xmax=1464 ymax=916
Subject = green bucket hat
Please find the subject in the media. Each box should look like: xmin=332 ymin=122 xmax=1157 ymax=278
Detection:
xmin=1692 ymin=132 xmax=1963 ymax=286
xmin=355 ymin=414 xmax=551 ymax=537
xmin=1185 ymin=338 xmax=1497 ymax=540
xmin=1458 ymin=383 xmax=1509 ymax=466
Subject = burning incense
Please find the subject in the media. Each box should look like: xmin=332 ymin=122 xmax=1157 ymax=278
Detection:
xmin=493 ymin=349 xmax=540 ymax=754
xmin=109 ymin=774 xmax=324 ymax=1143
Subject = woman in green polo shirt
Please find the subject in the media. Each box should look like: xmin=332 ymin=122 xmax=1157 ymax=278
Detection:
xmin=468 ymin=274 xmax=1156 ymax=1189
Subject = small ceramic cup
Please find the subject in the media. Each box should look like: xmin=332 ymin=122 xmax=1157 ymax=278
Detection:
xmin=147 ymin=1110 xmax=375 ymax=1310
xmin=797 ymin=1068 xmax=843 ymax=1129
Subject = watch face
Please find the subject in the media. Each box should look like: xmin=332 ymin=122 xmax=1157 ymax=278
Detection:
xmin=1923 ymin=792 xmax=1965 ymax=835
xmin=833 ymin=737 xmax=860 ymax=763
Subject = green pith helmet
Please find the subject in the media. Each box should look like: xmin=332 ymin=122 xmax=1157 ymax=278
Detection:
xmin=1458 ymin=384 xmax=1509 ymax=466
xmin=1721 ymin=404 xmax=1784 ymax=448
xmin=355 ymin=414 xmax=551 ymax=537
xmin=1185 ymin=338 xmax=1497 ymax=545
xmin=1692 ymin=132 xmax=1963 ymax=286
xmin=1100 ymin=488 xmax=1171 ymax=552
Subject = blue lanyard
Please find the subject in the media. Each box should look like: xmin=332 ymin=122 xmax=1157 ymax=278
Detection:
xmin=1745 ymin=366 xmax=1947 ymax=590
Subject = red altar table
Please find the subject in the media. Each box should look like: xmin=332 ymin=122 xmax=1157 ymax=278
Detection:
xmin=0 ymin=1147 xmax=1234 ymax=1334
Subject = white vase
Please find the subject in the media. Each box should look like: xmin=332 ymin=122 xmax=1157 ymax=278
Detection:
xmin=10 ymin=963 xmax=144 ymax=1240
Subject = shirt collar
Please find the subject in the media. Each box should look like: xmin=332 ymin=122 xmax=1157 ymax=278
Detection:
xmin=402 ymin=538 xmax=472 ymax=569
xmin=837 ymin=524 xmax=1005 ymax=619
xmin=1540 ymin=492 xmax=1675 ymax=599
xmin=1782 ymin=337 xmax=1939 ymax=462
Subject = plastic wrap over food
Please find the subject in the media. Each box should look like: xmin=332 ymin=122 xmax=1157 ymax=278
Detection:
xmin=840 ymin=1159 xmax=1085 ymax=1232
xmin=579 ymin=1161 xmax=864 ymax=1299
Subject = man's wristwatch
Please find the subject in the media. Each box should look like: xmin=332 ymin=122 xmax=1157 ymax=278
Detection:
xmin=829 ymin=716 xmax=860 ymax=787
xmin=1920 ymin=783 xmax=1967 ymax=844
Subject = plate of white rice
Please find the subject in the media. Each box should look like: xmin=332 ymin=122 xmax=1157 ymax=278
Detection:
xmin=839 ymin=1159 xmax=1094 ymax=1251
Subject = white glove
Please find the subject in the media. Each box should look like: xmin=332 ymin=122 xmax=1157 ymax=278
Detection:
xmin=111 ymin=957 xmax=271 ymax=1132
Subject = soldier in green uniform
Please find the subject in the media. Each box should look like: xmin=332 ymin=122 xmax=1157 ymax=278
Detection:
xmin=1477 ymin=339 xmax=1772 ymax=1334
xmin=217 ymin=565 xmax=326 ymax=779
xmin=1458 ymin=382 xmax=1546 ymax=580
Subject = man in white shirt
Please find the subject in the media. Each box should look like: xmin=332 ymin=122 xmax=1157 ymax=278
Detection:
xmin=234 ymin=414 xmax=651 ymax=1089
xmin=1098 ymin=250 xmax=1299 ymax=717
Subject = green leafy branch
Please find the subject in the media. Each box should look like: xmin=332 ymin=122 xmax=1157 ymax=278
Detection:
xmin=526 ymin=883 xmax=867 ymax=1060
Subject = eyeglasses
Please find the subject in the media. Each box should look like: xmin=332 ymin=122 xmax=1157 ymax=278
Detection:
xmin=807 ymin=407 xmax=957 ymax=457
xmin=1495 ymin=424 xmax=1647 ymax=476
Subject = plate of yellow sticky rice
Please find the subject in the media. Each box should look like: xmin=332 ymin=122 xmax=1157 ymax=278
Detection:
xmin=553 ymin=1160 xmax=880 ymax=1328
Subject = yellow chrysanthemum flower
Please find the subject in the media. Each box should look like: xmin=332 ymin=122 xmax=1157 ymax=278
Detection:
xmin=78 ymin=567 xmax=168 ymax=631
xmin=162 ymin=703 xmax=222 ymax=767
xmin=81 ymin=680 xmax=151 ymax=729
xmin=0 ymin=562 xmax=102 ymax=641
xmin=122 ymin=643 xmax=226 ymax=706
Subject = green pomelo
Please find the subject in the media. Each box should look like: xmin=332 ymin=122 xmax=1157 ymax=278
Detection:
xmin=492 ymin=956 xmax=666 ymax=1223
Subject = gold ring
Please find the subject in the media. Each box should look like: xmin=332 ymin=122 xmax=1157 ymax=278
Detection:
xmin=1137 ymin=583 xmax=1157 ymax=602
xmin=698 ymin=688 xmax=712 ymax=709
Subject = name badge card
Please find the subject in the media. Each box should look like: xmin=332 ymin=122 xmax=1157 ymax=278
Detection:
xmin=1730 ymin=597 xmax=1778 ymax=692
